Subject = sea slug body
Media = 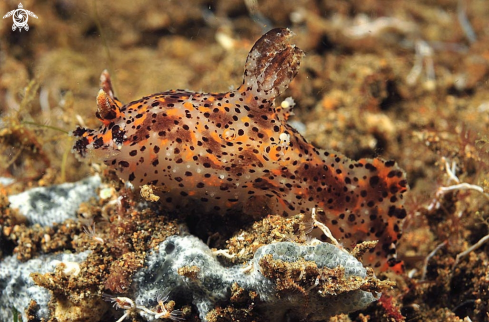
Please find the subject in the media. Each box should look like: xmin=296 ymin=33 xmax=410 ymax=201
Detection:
xmin=73 ymin=28 xmax=408 ymax=271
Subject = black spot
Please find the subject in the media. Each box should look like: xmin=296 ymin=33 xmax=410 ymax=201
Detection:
xmin=396 ymin=208 xmax=407 ymax=219
xmin=369 ymin=176 xmax=380 ymax=188
xmin=129 ymin=173 xmax=135 ymax=181
xmin=129 ymin=150 xmax=137 ymax=156
xmin=348 ymin=214 xmax=355 ymax=222
xmin=93 ymin=137 xmax=104 ymax=149
xmin=388 ymin=206 xmax=407 ymax=219
xmin=73 ymin=127 xmax=87 ymax=137
xmin=119 ymin=161 xmax=130 ymax=168
xmin=387 ymin=170 xmax=397 ymax=178
xmin=364 ymin=163 xmax=377 ymax=172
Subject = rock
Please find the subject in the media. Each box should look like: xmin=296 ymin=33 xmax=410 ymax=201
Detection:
xmin=8 ymin=175 xmax=101 ymax=227
xmin=0 ymin=251 xmax=90 ymax=322
xmin=134 ymin=235 xmax=380 ymax=322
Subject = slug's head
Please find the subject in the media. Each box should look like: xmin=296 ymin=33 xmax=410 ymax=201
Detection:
xmin=72 ymin=71 xmax=126 ymax=163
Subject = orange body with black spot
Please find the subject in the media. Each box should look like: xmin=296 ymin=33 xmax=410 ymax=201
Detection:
xmin=73 ymin=29 xmax=408 ymax=271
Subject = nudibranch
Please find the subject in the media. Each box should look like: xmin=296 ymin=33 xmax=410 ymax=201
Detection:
xmin=73 ymin=28 xmax=408 ymax=271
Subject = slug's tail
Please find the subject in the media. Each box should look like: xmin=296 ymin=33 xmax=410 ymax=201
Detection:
xmin=241 ymin=28 xmax=304 ymax=102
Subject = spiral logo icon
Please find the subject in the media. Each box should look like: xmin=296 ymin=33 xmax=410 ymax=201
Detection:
xmin=3 ymin=3 xmax=38 ymax=32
